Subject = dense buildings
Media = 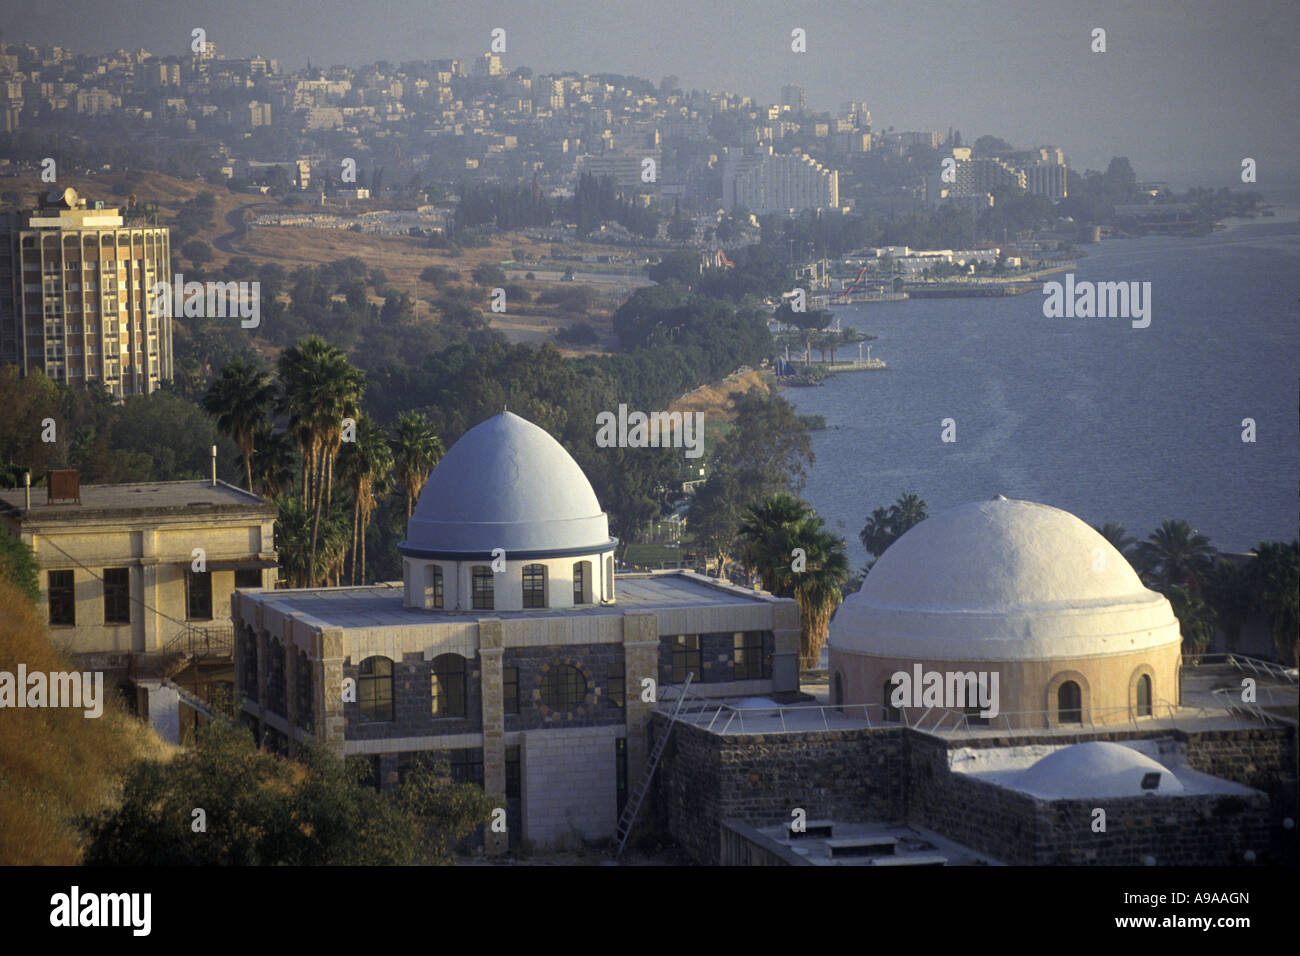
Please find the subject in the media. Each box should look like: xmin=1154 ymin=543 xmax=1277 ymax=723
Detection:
xmin=721 ymin=148 xmax=840 ymax=214
xmin=0 ymin=188 xmax=173 ymax=397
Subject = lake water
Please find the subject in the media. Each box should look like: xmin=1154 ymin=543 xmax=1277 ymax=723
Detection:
xmin=785 ymin=214 xmax=1300 ymax=568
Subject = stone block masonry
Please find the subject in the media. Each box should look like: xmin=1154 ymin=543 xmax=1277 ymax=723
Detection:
xmin=522 ymin=724 xmax=625 ymax=847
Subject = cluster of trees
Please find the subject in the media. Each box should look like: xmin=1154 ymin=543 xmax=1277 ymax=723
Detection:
xmin=200 ymin=341 xmax=445 ymax=588
xmin=454 ymin=183 xmax=555 ymax=231
xmin=0 ymin=365 xmax=240 ymax=488
xmin=572 ymin=172 xmax=660 ymax=239
xmin=81 ymin=723 xmax=491 ymax=865
xmin=1094 ymin=520 xmax=1299 ymax=666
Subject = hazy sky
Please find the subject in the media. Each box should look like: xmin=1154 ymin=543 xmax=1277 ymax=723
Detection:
xmin=4 ymin=0 xmax=1297 ymax=188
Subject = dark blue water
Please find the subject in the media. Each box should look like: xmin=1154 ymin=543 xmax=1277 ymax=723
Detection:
xmin=786 ymin=215 xmax=1300 ymax=567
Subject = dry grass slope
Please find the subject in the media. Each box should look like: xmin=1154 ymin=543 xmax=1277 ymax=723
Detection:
xmin=0 ymin=578 xmax=168 ymax=864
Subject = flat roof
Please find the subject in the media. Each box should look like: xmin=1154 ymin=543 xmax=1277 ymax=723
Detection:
xmin=0 ymin=480 xmax=275 ymax=522
xmin=240 ymin=571 xmax=780 ymax=631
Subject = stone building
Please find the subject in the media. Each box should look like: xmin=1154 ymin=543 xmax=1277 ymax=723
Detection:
xmin=232 ymin=411 xmax=801 ymax=851
xmin=829 ymin=496 xmax=1183 ymax=730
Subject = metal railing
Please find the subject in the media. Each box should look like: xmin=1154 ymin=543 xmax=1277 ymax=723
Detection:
xmin=164 ymin=624 xmax=234 ymax=660
xmin=652 ymin=687 xmax=1274 ymax=737
xmin=1195 ymin=653 xmax=1298 ymax=685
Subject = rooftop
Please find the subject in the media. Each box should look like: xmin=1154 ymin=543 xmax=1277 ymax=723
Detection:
xmin=0 ymin=480 xmax=275 ymax=523
xmin=239 ymin=570 xmax=781 ymax=631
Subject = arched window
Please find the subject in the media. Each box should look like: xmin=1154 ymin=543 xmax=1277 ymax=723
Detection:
xmin=522 ymin=564 xmax=547 ymax=608
xmin=428 ymin=565 xmax=443 ymax=609
xmin=882 ymin=678 xmax=901 ymax=722
xmin=833 ymin=671 xmax=844 ymax=711
xmin=1136 ymin=673 xmax=1153 ymax=717
xmin=431 ymin=654 xmax=466 ymax=718
xmin=1058 ymin=680 xmax=1082 ymax=724
xmin=472 ymin=566 xmax=494 ymax=610
xmin=542 ymin=664 xmax=587 ymax=711
xmin=358 ymin=656 xmax=393 ymax=722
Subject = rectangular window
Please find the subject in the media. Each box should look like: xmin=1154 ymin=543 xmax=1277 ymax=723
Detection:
xmin=733 ymin=631 xmax=763 ymax=680
xmin=503 ymin=666 xmax=519 ymax=715
xmin=522 ymin=564 xmax=546 ymax=608
xmin=615 ymin=738 xmax=628 ymax=817
xmin=671 ymin=635 xmax=700 ymax=683
xmin=472 ymin=566 xmax=494 ymax=610
xmin=431 ymin=565 xmax=443 ymax=609
xmin=48 ymin=570 xmax=75 ymax=626
xmin=186 ymin=569 xmax=213 ymax=620
xmin=572 ymin=562 xmax=585 ymax=604
xmin=234 ymin=567 xmax=261 ymax=589
xmin=505 ymin=745 xmax=521 ymax=799
xmin=607 ymin=662 xmax=625 ymax=708
xmin=103 ymin=567 xmax=130 ymax=624
xmin=449 ymin=748 xmax=484 ymax=788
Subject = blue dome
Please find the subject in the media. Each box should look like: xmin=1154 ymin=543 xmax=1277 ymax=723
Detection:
xmin=399 ymin=412 xmax=615 ymax=558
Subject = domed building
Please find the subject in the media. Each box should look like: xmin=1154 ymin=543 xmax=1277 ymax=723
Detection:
xmin=829 ymin=496 xmax=1183 ymax=730
xmin=399 ymin=411 xmax=617 ymax=612
xmin=232 ymin=411 xmax=801 ymax=853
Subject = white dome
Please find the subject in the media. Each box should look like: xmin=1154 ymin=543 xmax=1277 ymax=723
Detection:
xmin=830 ymin=497 xmax=1180 ymax=660
xmin=399 ymin=411 xmax=615 ymax=558
xmin=1012 ymin=742 xmax=1185 ymax=799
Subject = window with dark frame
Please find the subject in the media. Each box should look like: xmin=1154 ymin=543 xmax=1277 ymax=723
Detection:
xmin=615 ymin=738 xmax=628 ymax=816
xmin=522 ymin=564 xmax=546 ymax=608
xmin=505 ymin=745 xmax=521 ymax=799
xmin=671 ymin=635 xmax=700 ymax=683
xmin=431 ymin=654 xmax=467 ymax=717
xmin=472 ymin=566 xmax=494 ymax=610
xmin=430 ymin=565 xmax=443 ymax=609
xmin=103 ymin=567 xmax=130 ymax=624
xmin=448 ymin=748 xmax=484 ymax=788
xmin=47 ymin=570 xmax=75 ymax=626
xmin=572 ymin=561 xmax=585 ymax=604
xmin=234 ymin=567 xmax=262 ymax=589
xmin=607 ymin=662 xmax=625 ymax=708
xmin=1058 ymin=680 xmax=1082 ymax=724
xmin=296 ymin=650 xmax=314 ymax=731
xmin=732 ymin=631 xmax=763 ymax=680
xmin=358 ymin=656 xmax=394 ymax=722
xmin=186 ymin=568 xmax=213 ymax=620
xmin=503 ymin=666 xmax=519 ymax=715
xmin=541 ymin=664 xmax=586 ymax=711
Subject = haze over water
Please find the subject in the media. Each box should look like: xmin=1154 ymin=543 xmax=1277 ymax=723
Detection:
xmin=786 ymin=214 xmax=1300 ymax=569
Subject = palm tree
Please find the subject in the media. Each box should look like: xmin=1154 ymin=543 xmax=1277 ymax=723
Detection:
xmin=1202 ymin=556 xmax=1253 ymax=651
xmin=1135 ymin=520 xmax=1215 ymax=591
xmin=1093 ymin=522 xmax=1136 ymax=558
xmin=1249 ymin=540 xmax=1300 ymax=665
xmin=201 ymin=356 xmax=276 ymax=492
xmin=738 ymin=493 xmax=850 ymax=667
xmin=1164 ymin=585 xmax=1216 ymax=664
xmin=391 ymin=411 xmax=443 ymax=519
xmin=338 ymin=414 xmax=394 ymax=585
xmin=275 ymin=497 xmax=314 ymax=589
xmin=738 ymin=493 xmax=812 ymax=592
xmin=278 ymin=337 xmax=367 ymax=585
xmin=786 ymin=518 xmax=851 ymax=668
xmin=859 ymin=492 xmax=928 ymax=568
xmin=250 ymin=426 xmax=296 ymax=502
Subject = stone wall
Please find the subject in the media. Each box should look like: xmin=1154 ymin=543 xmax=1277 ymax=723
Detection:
xmin=343 ymin=649 xmax=483 ymax=741
xmin=522 ymin=724 xmax=625 ymax=847
xmin=659 ymin=720 xmax=1290 ymax=865
xmin=654 ymin=716 xmax=903 ymax=863
xmin=504 ymin=641 xmax=626 ymax=731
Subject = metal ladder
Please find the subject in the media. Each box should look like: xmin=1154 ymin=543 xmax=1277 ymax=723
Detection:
xmin=614 ymin=672 xmax=694 ymax=857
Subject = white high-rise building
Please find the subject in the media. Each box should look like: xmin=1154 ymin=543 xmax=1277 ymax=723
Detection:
xmin=721 ymin=149 xmax=839 ymax=215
